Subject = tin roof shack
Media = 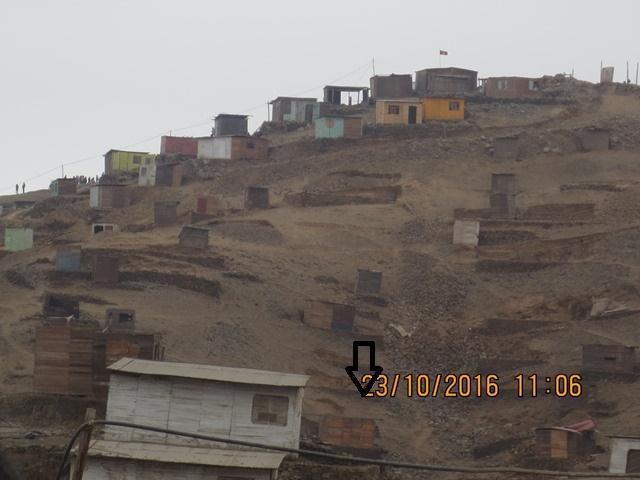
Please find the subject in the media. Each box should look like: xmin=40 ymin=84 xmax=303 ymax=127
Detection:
xmin=609 ymin=436 xmax=640 ymax=473
xmin=415 ymin=67 xmax=478 ymax=95
xmin=179 ymin=226 xmax=210 ymax=249
xmin=55 ymin=246 xmax=82 ymax=272
xmin=4 ymin=228 xmax=33 ymax=252
xmin=582 ymin=344 xmax=636 ymax=375
xmin=577 ymin=127 xmax=611 ymax=152
xmin=370 ymin=74 xmax=413 ymax=99
xmin=484 ymin=77 xmax=542 ymax=99
xmin=160 ymin=135 xmax=199 ymax=157
xmin=315 ymin=116 xmax=363 ymax=139
xmin=198 ymin=136 xmax=269 ymax=161
xmin=93 ymin=255 xmax=119 ymax=284
xmin=43 ymin=292 xmax=80 ymax=318
xmin=89 ymin=184 xmax=131 ymax=209
xmin=154 ymin=201 xmax=179 ymax=227
xmin=453 ymin=220 xmax=480 ymax=246
xmin=270 ymin=97 xmax=317 ymax=124
xmin=33 ymin=325 xmax=95 ymax=396
xmin=105 ymin=308 xmax=136 ymax=333
xmin=104 ymin=149 xmax=155 ymax=175
xmin=375 ymin=99 xmax=423 ymax=125
xmin=303 ymin=300 xmax=356 ymax=332
xmin=215 ymin=114 xmax=249 ymax=136
xmin=245 ymin=186 xmax=270 ymax=210
xmin=355 ymin=269 xmax=382 ymax=295
xmin=323 ymin=85 xmax=369 ymax=105
xmin=92 ymin=223 xmax=120 ymax=235
xmin=535 ymin=425 xmax=595 ymax=459
xmin=422 ymin=97 xmax=465 ymax=121
xmin=50 ymin=178 xmax=77 ymax=196
xmin=84 ymin=358 xmax=309 ymax=479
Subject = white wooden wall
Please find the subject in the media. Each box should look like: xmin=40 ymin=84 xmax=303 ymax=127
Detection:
xmin=197 ymin=138 xmax=231 ymax=160
xmin=83 ymin=458 xmax=273 ymax=480
xmin=105 ymin=373 xmax=304 ymax=449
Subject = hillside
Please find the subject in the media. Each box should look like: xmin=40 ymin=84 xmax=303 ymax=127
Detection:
xmin=3 ymin=83 xmax=640 ymax=477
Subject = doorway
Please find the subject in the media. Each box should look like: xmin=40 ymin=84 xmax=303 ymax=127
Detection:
xmin=408 ymin=106 xmax=417 ymax=124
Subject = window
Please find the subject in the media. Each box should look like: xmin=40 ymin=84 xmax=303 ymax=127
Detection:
xmin=387 ymin=104 xmax=400 ymax=115
xmin=251 ymin=394 xmax=288 ymax=426
xmin=140 ymin=167 xmax=147 ymax=175
xmin=529 ymin=80 xmax=540 ymax=91
xmin=449 ymin=101 xmax=460 ymax=111
xmin=132 ymin=155 xmax=142 ymax=164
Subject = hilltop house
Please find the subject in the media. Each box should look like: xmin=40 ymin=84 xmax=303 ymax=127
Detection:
xmin=104 ymin=149 xmax=156 ymax=175
xmin=74 ymin=358 xmax=310 ymax=479
xmin=270 ymin=97 xmax=317 ymax=123
xmin=415 ymin=67 xmax=478 ymax=95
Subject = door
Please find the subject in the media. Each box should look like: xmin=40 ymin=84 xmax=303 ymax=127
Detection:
xmin=408 ymin=106 xmax=417 ymax=124
xmin=627 ymin=450 xmax=640 ymax=473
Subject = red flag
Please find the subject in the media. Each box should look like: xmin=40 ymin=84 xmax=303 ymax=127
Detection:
xmin=439 ymin=50 xmax=448 ymax=56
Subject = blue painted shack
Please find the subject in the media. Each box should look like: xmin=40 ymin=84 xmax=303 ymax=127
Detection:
xmin=4 ymin=228 xmax=33 ymax=252
xmin=315 ymin=116 xmax=363 ymax=139
xmin=56 ymin=246 xmax=82 ymax=272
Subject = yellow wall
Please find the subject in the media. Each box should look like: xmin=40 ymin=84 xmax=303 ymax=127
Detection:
xmin=375 ymin=100 xmax=423 ymax=125
xmin=422 ymin=98 xmax=465 ymax=121
xmin=106 ymin=150 xmax=156 ymax=174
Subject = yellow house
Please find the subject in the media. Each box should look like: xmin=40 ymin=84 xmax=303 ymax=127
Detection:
xmin=104 ymin=149 xmax=156 ymax=175
xmin=375 ymin=99 xmax=423 ymax=125
xmin=422 ymin=97 xmax=465 ymax=121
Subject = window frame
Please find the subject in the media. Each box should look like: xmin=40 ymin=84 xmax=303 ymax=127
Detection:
xmin=251 ymin=394 xmax=289 ymax=426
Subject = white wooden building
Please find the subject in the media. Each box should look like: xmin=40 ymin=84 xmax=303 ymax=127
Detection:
xmin=76 ymin=358 xmax=310 ymax=479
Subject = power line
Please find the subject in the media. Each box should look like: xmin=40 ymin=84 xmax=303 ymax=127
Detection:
xmin=2 ymin=61 xmax=374 ymax=195
xmin=56 ymin=420 xmax=640 ymax=479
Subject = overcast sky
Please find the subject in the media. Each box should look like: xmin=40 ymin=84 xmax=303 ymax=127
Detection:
xmin=1 ymin=0 xmax=639 ymax=193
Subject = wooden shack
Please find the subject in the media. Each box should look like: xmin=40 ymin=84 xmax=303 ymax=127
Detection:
xmin=245 ymin=186 xmax=270 ymax=210
xmin=303 ymin=300 xmax=356 ymax=332
xmin=154 ymin=201 xmax=179 ymax=227
xmin=490 ymin=193 xmax=516 ymax=219
xmin=92 ymin=255 xmax=120 ymax=284
xmin=105 ymin=308 xmax=136 ymax=333
xmin=55 ymin=246 xmax=82 ymax=273
xmin=50 ymin=178 xmax=77 ymax=196
xmin=92 ymin=223 xmax=120 ymax=235
xmin=43 ymin=292 xmax=80 ymax=318
xmin=536 ymin=421 xmax=595 ymax=459
xmin=582 ymin=344 xmax=636 ymax=374
xmin=319 ymin=417 xmax=378 ymax=452
xmin=89 ymin=184 xmax=131 ymax=209
xmin=155 ymin=163 xmax=184 ymax=187
xmin=179 ymin=226 xmax=209 ymax=249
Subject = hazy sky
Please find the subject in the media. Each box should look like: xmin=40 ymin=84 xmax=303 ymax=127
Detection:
xmin=1 ymin=0 xmax=639 ymax=193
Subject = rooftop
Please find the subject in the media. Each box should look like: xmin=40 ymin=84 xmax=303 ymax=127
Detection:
xmin=215 ymin=114 xmax=249 ymax=120
xmin=86 ymin=441 xmax=287 ymax=469
xmin=108 ymin=357 xmax=311 ymax=387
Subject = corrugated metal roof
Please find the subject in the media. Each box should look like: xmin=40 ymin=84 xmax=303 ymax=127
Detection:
xmin=87 ymin=440 xmax=286 ymax=468
xmin=108 ymin=358 xmax=310 ymax=387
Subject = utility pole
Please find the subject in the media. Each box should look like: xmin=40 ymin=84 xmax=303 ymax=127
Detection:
xmin=61 ymin=164 xmax=64 ymax=178
xmin=636 ymin=62 xmax=639 ymax=85
xmin=372 ymin=58 xmax=375 ymax=77
xmin=627 ymin=61 xmax=630 ymax=83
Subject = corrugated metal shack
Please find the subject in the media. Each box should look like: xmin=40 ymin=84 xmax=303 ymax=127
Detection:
xmin=483 ymin=77 xmax=542 ymax=99
xmin=270 ymin=97 xmax=317 ymax=123
xmin=536 ymin=420 xmax=595 ymax=459
xmin=92 ymin=255 xmax=120 ymax=284
xmin=215 ymin=114 xmax=249 ymax=136
xmin=155 ymin=162 xmax=184 ymax=187
xmin=370 ymin=74 xmax=413 ymax=99
xmin=50 ymin=178 xmax=77 ymax=196
xmin=415 ymin=67 xmax=478 ymax=95
xmin=160 ymin=135 xmax=199 ymax=157
xmin=154 ymin=201 xmax=179 ymax=227
xmin=490 ymin=174 xmax=517 ymax=219
xmin=582 ymin=344 xmax=636 ymax=374
xmin=315 ymin=116 xmax=363 ymax=139
xmin=245 ymin=186 xmax=270 ymax=210
xmin=303 ymin=300 xmax=356 ymax=332
xmin=453 ymin=220 xmax=480 ymax=246
xmin=89 ymin=184 xmax=131 ymax=209
xmin=179 ymin=226 xmax=209 ymax=249
xmin=55 ymin=246 xmax=82 ymax=272
xmin=4 ymin=228 xmax=33 ymax=252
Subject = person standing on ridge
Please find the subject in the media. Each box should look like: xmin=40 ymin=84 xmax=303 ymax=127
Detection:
xmin=22 ymin=182 xmax=25 ymax=194
xmin=15 ymin=184 xmax=18 ymax=195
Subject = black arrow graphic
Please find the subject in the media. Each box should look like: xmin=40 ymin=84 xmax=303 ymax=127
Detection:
xmin=345 ymin=340 xmax=383 ymax=397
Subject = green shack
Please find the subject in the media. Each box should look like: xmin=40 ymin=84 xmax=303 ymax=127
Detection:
xmin=5 ymin=228 xmax=34 ymax=252
xmin=314 ymin=116 xmax=363 ymax=139
xmin=104 ymin=149 xmax=156 ymax=175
